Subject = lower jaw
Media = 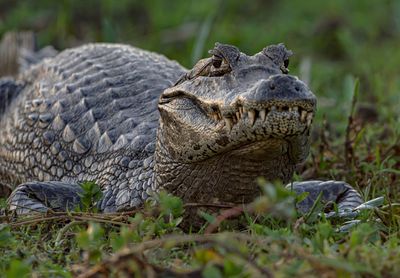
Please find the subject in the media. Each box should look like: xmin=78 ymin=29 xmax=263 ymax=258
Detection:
xmin=164 ymin=151 xmax=296 ymax=204
xmin=156 ymin=136 xmax=298 ymax=206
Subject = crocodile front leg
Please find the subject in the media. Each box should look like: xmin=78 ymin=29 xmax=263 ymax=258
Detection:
xmin=287 ymin=180 xmax=363 ymax=214
xmin=7 ymin=181 xmax=83 ymax=214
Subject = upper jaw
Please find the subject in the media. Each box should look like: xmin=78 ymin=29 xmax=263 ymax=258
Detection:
xmin=205 ymin=98 xmax=316 ymax=135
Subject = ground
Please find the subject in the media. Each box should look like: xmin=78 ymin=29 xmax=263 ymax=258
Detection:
xmin=0 ymin=0 xmax=399 ymax=277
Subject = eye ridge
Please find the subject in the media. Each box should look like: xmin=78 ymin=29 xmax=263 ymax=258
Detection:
xmin=173 ymin=52 xmax=232 ymax=85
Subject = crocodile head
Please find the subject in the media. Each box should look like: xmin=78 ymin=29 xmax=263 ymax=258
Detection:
xmin=155 ymin=43 xmax=316 ymax=203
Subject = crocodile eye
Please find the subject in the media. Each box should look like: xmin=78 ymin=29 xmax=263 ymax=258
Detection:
xmin=209 ymin=59 xmax=231 ymax=76
xmin=212 ymin=55 xmax=222 ymax=68
xmin=207 ymin=48 xmax=232 ymax=76
xmin=280 ymin=59 xmax=290 ymax=73
xmin=284 ymin=59 xmax=289 ymax=68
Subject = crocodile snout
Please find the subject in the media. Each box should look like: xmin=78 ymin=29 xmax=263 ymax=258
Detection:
xmin=212 ymin=74 xmax=317 ymax=133
xmin=240 ymin=74 xmax=314 ymax=108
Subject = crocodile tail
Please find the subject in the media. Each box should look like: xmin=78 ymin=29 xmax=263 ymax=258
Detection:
xmin=0 ymin=31 xmax=57 ymax=77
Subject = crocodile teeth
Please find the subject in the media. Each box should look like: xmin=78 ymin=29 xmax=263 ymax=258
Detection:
xmin=212 ymin=113 xmax=219 ymax=121
xmin=259 ymin=109 xmax=266 ymax=121
xmin=239 ymin=106 xmax=244 ymax=116
xmin=300 ymin=110 xmax=307 ymax=123
xmin=224 ymin=117 xmax=233 ymax=131
xmin=306 ymin=112 xmax=313 ymax=127
xmin=248 ymin=110 xmax=256 ymax=126
xmin=232 ymin=114 xmax=238 ymax=124
xmin=236 ymin=111 xmax=241 ymax=121
xmin=211 ymin=103 xmax=312 ymax=129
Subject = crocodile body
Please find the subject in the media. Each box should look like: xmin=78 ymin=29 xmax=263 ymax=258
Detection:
xmin=0 ymin=42 xmax=362 ymax=214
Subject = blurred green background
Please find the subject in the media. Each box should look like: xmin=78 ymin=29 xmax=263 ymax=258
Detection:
xmin=0 ymin=0 xmax=399 ymax=129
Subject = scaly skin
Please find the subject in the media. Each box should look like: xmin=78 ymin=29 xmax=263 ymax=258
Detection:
xmin=0 ymin=42 xmax=362 ymax=214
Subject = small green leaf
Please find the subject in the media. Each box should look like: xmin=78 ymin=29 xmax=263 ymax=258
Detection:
xmin=223 ymin=258 xmax=244 ymax=276
xmin=0 ymin=224 xmax=15 ymax=248
xmin=295 ymin=192 xmax=309 ymax=204
xmin=76 ymin=222 xmax=105 ymax=263
xmin=317 ymin=222 xmax=333 ymax=240
xmin=78 ymin=180 xmax=103 ymax=212
xmin=199 ymin=211 xmax=216 ymax=224
xmin=5 ymin=260 xmax=31 ymax=278
xmin=202 ymin=264 xmax=223 ymax=278
xmin=158 ymin=191 xmax=184 ymax=218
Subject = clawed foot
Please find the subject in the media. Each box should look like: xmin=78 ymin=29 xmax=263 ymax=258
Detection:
xmin=287 ymin=180 xmax=363 ymax=215
xmin=7 ymin=181 xmax=82 ymax=214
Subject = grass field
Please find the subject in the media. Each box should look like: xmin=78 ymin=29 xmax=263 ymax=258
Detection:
xmin=0 ymin=0 xmax=399 ymax=277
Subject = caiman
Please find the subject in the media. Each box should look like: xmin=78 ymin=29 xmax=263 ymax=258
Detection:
xmin=0 ymin=41 xmax=363 ymax=215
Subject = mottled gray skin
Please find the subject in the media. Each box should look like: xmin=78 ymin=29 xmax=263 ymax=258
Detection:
xmin=0 ymin=42 xmax=362 ymax=215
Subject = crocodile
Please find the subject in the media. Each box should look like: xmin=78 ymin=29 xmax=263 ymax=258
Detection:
xmin=0 ymin=42 xmax=363 ymax=215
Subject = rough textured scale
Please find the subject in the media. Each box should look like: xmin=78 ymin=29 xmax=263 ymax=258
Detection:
xmin=0 ymin=42 xmax=363 ymax=215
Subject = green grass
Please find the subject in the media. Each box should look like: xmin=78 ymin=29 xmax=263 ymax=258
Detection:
xmin=0 ymin=0 xmax=399 ymax=277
